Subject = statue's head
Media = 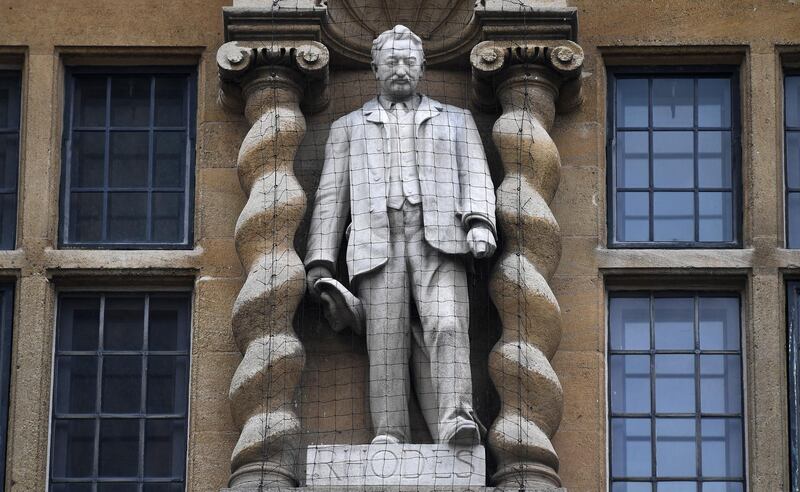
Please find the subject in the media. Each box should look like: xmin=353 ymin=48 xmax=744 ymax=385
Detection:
xmin=371 ymin=25 xmax=425 ymax=101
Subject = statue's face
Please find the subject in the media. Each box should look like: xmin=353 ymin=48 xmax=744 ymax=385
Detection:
xmin=372 ymin=37 xmax=424 ymax=101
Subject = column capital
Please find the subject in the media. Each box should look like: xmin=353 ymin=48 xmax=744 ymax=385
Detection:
xmin=216 ymin=40 xmax=330 ymax=114
xmin=470 ymin=39 xmax=584 ymax=113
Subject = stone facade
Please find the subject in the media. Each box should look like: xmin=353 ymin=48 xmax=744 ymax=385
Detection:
xmin=0 ymin=1 xmax=799 ymax=491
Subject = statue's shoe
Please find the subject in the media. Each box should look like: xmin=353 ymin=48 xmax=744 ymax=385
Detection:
xmin=370 ymin=434 xmax=402 ymax=445
xmin=448 ymin=421 xmax=480 ymax=446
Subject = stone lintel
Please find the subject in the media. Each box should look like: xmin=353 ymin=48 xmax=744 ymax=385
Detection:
xmin=223 ymin=4 xmax=327 ymax=43
xmin=475 ymin=1 xmax=577 ymax=42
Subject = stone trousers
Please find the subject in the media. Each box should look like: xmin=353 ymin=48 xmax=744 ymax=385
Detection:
xmin=356 ymin=202 xmax=476 ymax=443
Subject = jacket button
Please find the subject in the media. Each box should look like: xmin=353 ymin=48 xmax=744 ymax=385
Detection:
xmin=373 ymin=176 xmax=380 ymax=182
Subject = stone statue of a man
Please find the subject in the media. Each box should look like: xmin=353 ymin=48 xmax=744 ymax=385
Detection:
xmin=305 ymin=25 xmax=497 ymax=447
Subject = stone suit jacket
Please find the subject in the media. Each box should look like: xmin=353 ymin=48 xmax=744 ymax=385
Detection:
xmin=305 ymin=95 xmax=497 ymax=282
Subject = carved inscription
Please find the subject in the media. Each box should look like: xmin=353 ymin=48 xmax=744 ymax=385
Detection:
xmin=307 ymin=444 xmax=486 ymax=486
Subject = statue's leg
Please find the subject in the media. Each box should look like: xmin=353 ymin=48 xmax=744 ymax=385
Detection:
xmin=410 ymin=319 xmax=439 ymax=441
xmin=405 ymin=206 xmax=474 ymax=443
xmin=357 ymin=207 xmax=412 ymax=443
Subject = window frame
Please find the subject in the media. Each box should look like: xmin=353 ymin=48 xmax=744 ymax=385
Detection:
xmin=0 ymin=70 xmax=21 ymax=250
xmin=607 ymin=289 xmax=747 ymax=491
xmin=784 ymin=69 xmax=800 ymax=248
xmin=48 ymin=290 xmax=193 ymax=491
xmin=788 ymin=281 xmax=800 ymax=491
xmin=606 ymin=66 xmax=743 ymax=249
xmin=0 ymin=284 xmax=13 ymax=489
xmin=59 ymin=66 xmax=197 ymax=250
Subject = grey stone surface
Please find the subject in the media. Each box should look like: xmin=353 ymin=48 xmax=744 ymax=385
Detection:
xmin=307 ymin=444 xmax=486 ymax=486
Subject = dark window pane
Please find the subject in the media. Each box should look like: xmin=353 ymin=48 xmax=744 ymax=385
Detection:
xmin=153 ymin=132 xmax=185 ymax=188
xmin=0 ymin=133 xmax=19 ymax=188
xmin=109 ymin=132 xmax=148 ymax=188
xmin=612 ymin=484 xmax=653 ymax=492
xmin=653 ymin=78 xmax=694 ymax=128
xmin=655 ymin=418 xmax=696 ymax=477
xmin=789 ymin=192 xmax=800 ymax=248
xmin=653 ymin=131 xmax=694 ymax=188
xmin=70 ymin=192 xmax=103 ymax=243
xmin=0 ymin=75 xmax=20 ymax=129
xmin=698 ymin=79 xmax=731 ymax=128
xmin=151 ymin=193 xmax=183 ymax=243
xmin=57 ymin=297 xmax=100 ymax=351
xmin=698 ymin=192 xmax=732 ymax=242
xmin=143 ymin=484 xmax=184 ymax=492
xmin=107 ymin=192 xmax=148 ymax=242
xmin=111 ymin=76 xmax=150 ymax=127
xmin=98 ymin=419 xmax=140 ymax=477
xmin=653 ymin=192 xmax=694 ymax=242
xmin=699 ymin=297 xmax=740 ymax=350
xmin=55 ymin=356 xmax=97 ymax=414
xmin=71 ymin=132 xmax=105 ymax=188
xmin=658 ymin=484 xmax=697 ymax=492
xmin=610 ymin=355 xmax=650 ymax=414
xmin=787 ymin=76 xmax=800 ymax=128
xmin=700 ymin=355 xmax=741 ymax=414
xmin=654 ymin=297 xmax=694 ymax=349
xmin=98 ymin=484 xmax=139 ymax=492
xmin=611 ymin=418 xmax=651 ymax=478
xmin=51 ymin=419 xmax=95 ymax=478
xmin=617 ymin=78 xmax=649 ymax=128
xmin=0 ymin=193 xmax=16 ymax=249
xmin=702 ymin=483 xmax=743 ymax=492
xmin=788 ymin=131 xmax=800 ymax=189
xmin=148 ymin=297 xmax=189 ymax=351
xmin=698 ymin=131 xmax=732 ymax=188
xmin=51 ymin=484 xmax=93 ymax=492
xmin=701 ymin=418 xmax=743 ymax=478
xmin=102 ymin=356 xmax=142 ymax=413
xmin=617 ymin=192 xmax=649 ymax=242
xmin=147 ymin=356 xmax=188 ymax=414
xmin=655 ymin=355 xmax=695 ymax=414
xmin=155 ymin=77 xmax=186 ymax=127
xmin=144 ymin=419 xmax=186 ymax=478
xmin=609 ymin=296 xmax=650 ymax=350
xmin=617 ymin=131 xmax=649 ymax=188
xmin=104 ymin=297 xmax=144 ymax=351
xmin=74 ymin=76 xmax=107 ymax=127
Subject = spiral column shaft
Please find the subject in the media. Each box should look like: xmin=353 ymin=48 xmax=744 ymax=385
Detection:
xmin=217 ymin=42 xmax=329 ymax=489
xmin=471 ymin=41 xmax=584 ymax=490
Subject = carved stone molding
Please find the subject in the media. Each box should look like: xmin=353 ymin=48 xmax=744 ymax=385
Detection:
xmin=470 ymin=38 xmax=583 ymax=490
xmin=217 ymin=40 xmax=330 ymax=489
xmin=223 ymin=1 xmax=578 ymax=68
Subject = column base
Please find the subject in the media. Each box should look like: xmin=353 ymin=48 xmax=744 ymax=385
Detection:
xmin=492 ymin=462 xmax=562 ymax=490
xmin=228 ymin=462 xmax=297 ymax=489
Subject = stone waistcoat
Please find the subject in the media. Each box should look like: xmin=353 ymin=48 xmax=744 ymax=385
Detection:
xmin=385 ymin=102 xmax=422 ymax=209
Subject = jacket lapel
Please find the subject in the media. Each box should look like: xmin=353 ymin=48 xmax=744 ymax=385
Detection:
xmin=363 ymin=98 xmax=389 ymax=125
xmin=414 ymin=96 xmax=443 ymax=129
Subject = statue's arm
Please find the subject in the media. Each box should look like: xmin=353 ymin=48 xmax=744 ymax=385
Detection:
xmin=457 ymin=109 xmax=497 ymax=237
xmin=305 ymin=116 xmax=351 ymax=275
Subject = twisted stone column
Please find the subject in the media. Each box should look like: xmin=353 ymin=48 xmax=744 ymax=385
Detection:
xmin=217 ymin=41 xmax=329 ymax=488
xmin=471 ymin=41 xmax=583 ymax=489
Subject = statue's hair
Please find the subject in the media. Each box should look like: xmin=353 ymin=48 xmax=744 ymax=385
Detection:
xmin=371 ymin=25 xmax=425 ymax=63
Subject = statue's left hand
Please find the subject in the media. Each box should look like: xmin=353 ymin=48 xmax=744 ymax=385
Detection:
xmin=467 ymin=223 xmax=497 ymax=259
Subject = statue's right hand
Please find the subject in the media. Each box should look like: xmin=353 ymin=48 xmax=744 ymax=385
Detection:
xmin=306 ymin=266 xmax=333 ymax=298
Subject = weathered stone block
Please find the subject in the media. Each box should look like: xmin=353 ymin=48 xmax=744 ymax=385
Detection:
xmin=306 ymin=444 xmax=486 ymax=487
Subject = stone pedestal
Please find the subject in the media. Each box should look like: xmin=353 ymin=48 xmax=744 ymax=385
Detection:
xmin=307 ymin=445 xmax=486 ymax=487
